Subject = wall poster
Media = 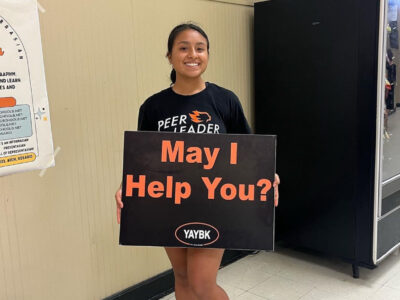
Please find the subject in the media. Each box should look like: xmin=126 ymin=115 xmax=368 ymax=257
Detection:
xmin=0 ymin=0 xmax=54 ymax=176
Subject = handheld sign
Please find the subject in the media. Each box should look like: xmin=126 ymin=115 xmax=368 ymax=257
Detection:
xmin=119 ymin=131 xmax=276 ymax=250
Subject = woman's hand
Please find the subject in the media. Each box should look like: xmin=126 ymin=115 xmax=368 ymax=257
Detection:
xmin=115 ymin=184 xmax=123 ymax=224
xmin=273 ymin=174 xmax=280 ymax=207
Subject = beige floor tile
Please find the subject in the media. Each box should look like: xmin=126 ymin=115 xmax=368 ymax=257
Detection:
xmin=248 ymin=275 xmax=313 ymax=300
xmin=218 ymin=282 xmax=247 ymax=298
xmin=367 ymin=286 xmax=400 ymax=300
xmin=307 ymin=275 xmax=379 ymax=299
xmin=276 ymin=257 xmax=350 ymax=285
xmin=299 ymin=288 xmax=350 ymax=300
xmin=385 ymin=270 xmax=400 ymax=290
xmin=277 ymin=258 xmax=382 ymax=297
xmin=234 ymin=291 xmax=269 ymax=300
xmin=300 ymin=285 xmax=379 ymax=300
xmin=218 ymin=259 xmax=273 ymax=290
xmin=244 ymin=251 xmax=295 ymax=275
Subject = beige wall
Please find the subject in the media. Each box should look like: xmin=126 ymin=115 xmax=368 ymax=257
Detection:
xmin=0 ymin=0 xmax=254 ymax=299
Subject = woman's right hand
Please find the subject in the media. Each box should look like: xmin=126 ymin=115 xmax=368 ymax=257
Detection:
xmin=115 ymin=185 xmax=123 ymax=224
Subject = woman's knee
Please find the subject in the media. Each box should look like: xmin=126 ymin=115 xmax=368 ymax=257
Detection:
xmin=188 ymin=273 xmax=217 ymax=296
xmin=186 ymin=248 xmax=223 ymax=296
xmin=173 ymin=268 xmax=189 ymax=286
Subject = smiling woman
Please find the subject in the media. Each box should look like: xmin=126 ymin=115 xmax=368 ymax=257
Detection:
xmin=115 ymin=23 xmax=253 ymax=300
xmin=115 ymin=22 xmax=279 ymax=300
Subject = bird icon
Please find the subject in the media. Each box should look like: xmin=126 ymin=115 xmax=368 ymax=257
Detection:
xmin=0 ymin=48 xmax=4 ymax=56
xmin=189 ymin=110 xmax=212 ymax=123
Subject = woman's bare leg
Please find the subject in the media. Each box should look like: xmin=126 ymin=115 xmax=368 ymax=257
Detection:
xmin=164 ymin=247 xmax=196 ymax=300
xmin=187 ymin=248 xmax=228 ymax=300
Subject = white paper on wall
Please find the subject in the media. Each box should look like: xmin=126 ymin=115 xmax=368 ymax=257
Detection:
xmin=0 ymin=0 xmax=54 ymax=176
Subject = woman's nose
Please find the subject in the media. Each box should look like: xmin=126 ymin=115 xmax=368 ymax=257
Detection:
xmin=188 ymin=47 xmax=197 ymax=58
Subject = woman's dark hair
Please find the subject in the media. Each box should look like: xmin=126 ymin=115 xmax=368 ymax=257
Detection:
xmin=167 ymin=23 xmax=209 ymax=84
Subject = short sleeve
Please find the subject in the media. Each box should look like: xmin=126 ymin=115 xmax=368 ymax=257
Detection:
xmin=137 ymin=103 xmax=154 ymax=131
xmin=227 ymin=93 xmax=252 ymax=134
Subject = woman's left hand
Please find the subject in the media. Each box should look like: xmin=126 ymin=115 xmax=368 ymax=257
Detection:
xmin=273 ymin=174 xmax=280 ymax=207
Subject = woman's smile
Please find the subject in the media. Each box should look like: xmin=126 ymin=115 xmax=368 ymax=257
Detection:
xmin=185 ymin=62 xmax=200 ymax=67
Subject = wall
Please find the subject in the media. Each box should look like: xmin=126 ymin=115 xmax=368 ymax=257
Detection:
xmin=0 ymin=0 xmax=254 ymax=299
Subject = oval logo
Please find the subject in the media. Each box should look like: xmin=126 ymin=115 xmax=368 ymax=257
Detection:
xmin=175 ymin=222 xmax=220 ymax=247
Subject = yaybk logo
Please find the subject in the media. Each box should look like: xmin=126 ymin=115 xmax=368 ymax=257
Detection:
xmin=175 ymin=222 xmax=220 ymax=246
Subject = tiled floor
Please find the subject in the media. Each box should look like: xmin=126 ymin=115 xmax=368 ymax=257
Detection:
xmin=160 ymin=247 xmax=400 ymax=300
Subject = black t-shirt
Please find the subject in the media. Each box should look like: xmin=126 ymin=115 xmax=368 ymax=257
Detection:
xmin=137 ymin=82 xmax=251 ymax=134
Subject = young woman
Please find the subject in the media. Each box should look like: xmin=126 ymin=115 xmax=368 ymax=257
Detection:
xmin=115 ymin=23 xmax=280 ymax=300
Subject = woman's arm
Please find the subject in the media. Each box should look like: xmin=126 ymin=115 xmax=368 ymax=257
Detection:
xmin=115 ymin=183 xmax=123 ymax=224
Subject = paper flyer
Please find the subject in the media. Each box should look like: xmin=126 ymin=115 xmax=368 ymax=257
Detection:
xmin=0 ymin=0 xmax=54 ymax=176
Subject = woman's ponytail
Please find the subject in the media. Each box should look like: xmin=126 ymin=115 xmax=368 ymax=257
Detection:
xmin=170 ymin=69 xmax=176 ymax=85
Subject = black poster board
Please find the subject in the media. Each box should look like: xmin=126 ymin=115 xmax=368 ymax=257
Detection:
xmin=120 ymin=131 xmax=276 ymax=250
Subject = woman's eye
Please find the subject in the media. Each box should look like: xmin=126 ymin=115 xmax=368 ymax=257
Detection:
xmin=180 ymin=47 xmax=187 ymax=51
xmin=197 ymin=48 xmax=205 ymax=52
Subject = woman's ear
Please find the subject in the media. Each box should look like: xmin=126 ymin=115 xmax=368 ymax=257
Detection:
xmin=166 ymin=52 xmax=172 ymax=64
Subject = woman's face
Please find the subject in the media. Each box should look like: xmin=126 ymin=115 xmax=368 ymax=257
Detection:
xmin=168 ymin=29 xmax=209 ymax=81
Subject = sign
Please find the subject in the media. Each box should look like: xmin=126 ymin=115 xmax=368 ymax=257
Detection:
xmin=120 ymin=131 xmax=276 ymax=250
xmin=0 ymin=1 xmax=54 ymax=176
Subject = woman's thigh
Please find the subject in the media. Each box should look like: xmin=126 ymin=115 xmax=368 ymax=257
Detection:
xmin=187 ymin=248 xmax=224 ymax=284
xmin=165 ymin=247 xmax=188 ymax=277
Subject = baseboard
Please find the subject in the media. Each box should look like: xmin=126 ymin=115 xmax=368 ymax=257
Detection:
xmin=104 ymin=250 xmax=251 ymax=300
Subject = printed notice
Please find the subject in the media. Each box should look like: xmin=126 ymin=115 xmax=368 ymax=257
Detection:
xmin=0 ymin=1 xmax=54 ymax=175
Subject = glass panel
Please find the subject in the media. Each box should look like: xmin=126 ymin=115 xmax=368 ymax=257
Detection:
xmin=382 ymin=0 xmax=400 ymax=213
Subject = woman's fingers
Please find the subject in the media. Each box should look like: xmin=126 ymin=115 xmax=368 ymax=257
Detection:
xmin=117 ymin=206 xmax=121 ymax=224
xmin=115 ymin=187 xmax=123 ymax=224
xmin=274 ymin=185 xmax=279 ymax=207
xmin=274 ymin=174 xmax=280 ymax=186
xmin=273 ymin=173 xmax=280 ymax=207
xmin=115 ymin=188 xmax=123 ymax=208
